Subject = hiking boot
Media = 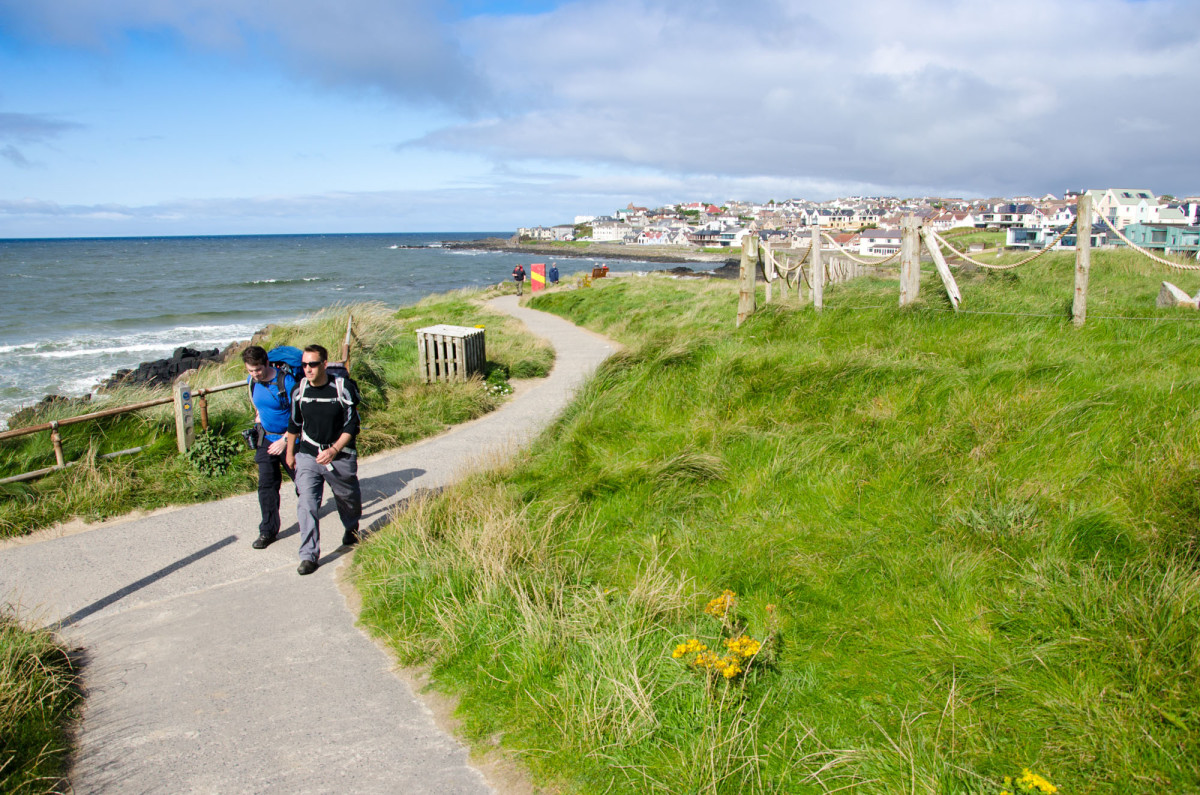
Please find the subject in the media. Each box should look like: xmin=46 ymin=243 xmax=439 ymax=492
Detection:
xmin=297 ymin=559 xmax=318 ymax=575
xmin=342 ymin=527 xmax=359 ymax=547
xmin=251 ymin=535 xmax=275 ymax=550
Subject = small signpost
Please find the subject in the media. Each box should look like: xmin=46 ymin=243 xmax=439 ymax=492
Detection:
xmin=174 ymin=381 xmax=195 ymax=452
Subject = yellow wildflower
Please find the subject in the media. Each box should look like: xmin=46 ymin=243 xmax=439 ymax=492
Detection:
xmin=724 ymin=635 xmax=762 ymax=658
xmin=1016 ymin=768 xmax=1057 ymax=794
xmin=672 ymin=639 xmax=707 ymax=658
xmin=704 ymin=589 xmax=737 ymax=618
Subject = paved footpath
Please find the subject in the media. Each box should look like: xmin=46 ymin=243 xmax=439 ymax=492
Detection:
xmin=0 ymin=295 xmax=616 ymax=794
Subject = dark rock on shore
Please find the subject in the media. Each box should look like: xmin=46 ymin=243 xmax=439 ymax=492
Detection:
xmin=101 ymin=346 xmax=223 ymax=390
xmin=655 ymin=261 xmax=741 ymax=280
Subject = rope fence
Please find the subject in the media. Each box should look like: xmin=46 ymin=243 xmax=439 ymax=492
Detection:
xmin=736 ymin=192 xmax=1200 ymax=328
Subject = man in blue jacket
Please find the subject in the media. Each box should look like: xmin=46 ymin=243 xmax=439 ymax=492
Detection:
xmin=243 ymin=345 xmax=297 ymax=550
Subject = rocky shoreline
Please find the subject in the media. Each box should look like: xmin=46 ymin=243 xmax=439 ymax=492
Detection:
xmin=442 ymin=236 xmax=740 ymax=266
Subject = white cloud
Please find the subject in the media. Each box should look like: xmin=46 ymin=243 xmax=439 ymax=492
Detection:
xmin=425 ymin=0 xmax=1200 ymax=196
xmin=0 ymin=0 xmax=483 ymax=108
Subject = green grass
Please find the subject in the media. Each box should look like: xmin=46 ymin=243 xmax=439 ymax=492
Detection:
xmin=522 ymin=240 xmax=592 ymax=249
xmin=355 ymin=253 xmax=1200 ymax=793
xmin=943 ymin=227 xmax=1007 ymax=249
xmin=0 ymin=290 xmax=553 ymax=538
xmin=0 ymin=612 xmax=78 ymax=793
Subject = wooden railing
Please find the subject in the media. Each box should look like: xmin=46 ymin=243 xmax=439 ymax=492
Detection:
xmin=0 ymin=380 xmax=245 ymax=485
xmin=0 ymin=313 xmax=356 ymax=486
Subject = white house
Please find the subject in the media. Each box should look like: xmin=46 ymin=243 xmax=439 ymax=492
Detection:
xmin=1087 ymin=189 xmax=1159 ymax=228
xmin=858 ymin=229 xmax=902 ymax=256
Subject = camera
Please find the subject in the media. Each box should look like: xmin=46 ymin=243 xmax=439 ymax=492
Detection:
xmin=240 ymin=424 xmax=261 ymax=450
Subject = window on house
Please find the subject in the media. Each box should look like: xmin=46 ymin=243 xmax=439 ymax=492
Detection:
xmin=1152 ymin=230 xmax=1166 ymax=243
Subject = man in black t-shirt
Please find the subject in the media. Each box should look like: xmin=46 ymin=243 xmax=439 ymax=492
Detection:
xmin=285 ymin=344 xmax=362 ymax=576
xmin=512 ymin=264 xmax=526 ymax=295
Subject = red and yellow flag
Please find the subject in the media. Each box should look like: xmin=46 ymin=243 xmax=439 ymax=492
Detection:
xmin=531 ymin=263 xmax=546 ymax=292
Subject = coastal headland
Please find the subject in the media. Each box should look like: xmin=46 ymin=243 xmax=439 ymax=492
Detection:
xmin=443 ymin=235 xmax=739 ymax=267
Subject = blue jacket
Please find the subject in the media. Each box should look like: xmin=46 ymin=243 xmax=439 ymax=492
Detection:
xmin=249 ymin=370 xmax=298 ymax=440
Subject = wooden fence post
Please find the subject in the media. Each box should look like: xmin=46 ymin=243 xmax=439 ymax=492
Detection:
xmin=341 ymin=314 xmax=354 ymax=366
xmin=762 ymin=240 xmax=773 ymax=304
xmin=1073 ymin=194 xmax=1092 ymax=327
xmin=920 ymin=227 xmax=962 ymax=310
xmin=50 ymin=422 xmax=64 ymax=468
xmin=811 ymin=222 xmax=824 ymax=311
xmin=899 ymin=215 xmax=920 ymax=306
xmin=737 ymin=233 xmax=759 ymax=326
xmin=196 ymin=393 xmax=209 ymax=431
xmin=174 ymin=380 xmax=195 ymax=453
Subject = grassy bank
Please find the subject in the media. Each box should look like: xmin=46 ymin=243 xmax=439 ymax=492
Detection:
xmin=0 ymin=288 xmax=553 ymax=538
xmin=356 ymin=254 xmax=1200 ymax=793
xmin=0 ymin=612 xmax=78 ymax=793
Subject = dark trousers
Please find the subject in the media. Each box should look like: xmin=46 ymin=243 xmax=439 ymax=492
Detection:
xmin=255 ymin=437 xmax=296 ymax=539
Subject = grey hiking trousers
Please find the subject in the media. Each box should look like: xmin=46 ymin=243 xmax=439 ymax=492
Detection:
xmin=294 ymin=451 xmax=361 ymax=563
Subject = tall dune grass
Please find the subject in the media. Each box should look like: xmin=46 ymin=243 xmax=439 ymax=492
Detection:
xmin=356 ymin=255 xmax=1200 ymax=793
xmin=0 ymin=610 xmax=78 ymax=793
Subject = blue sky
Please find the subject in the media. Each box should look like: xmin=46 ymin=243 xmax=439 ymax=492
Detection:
xmin=1 ymin=0 xmax=1197 ymax=237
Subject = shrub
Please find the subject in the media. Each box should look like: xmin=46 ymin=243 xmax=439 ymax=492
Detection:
xmin=185 ymin=432 xmax=242 ymax=477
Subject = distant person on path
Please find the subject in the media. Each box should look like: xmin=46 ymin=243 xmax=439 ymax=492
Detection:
xmin=513 ymin=264 xmax=526 ymax=295
xmin=285 ymin=345 xmax=362 ymax=576
xmin=549 ymin=263 xmax=559 ymax=285
xmin=242 ymin=345 xmax=297 ymax=550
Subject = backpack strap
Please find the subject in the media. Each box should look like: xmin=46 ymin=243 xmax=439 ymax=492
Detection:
xmin=273 ymin=367 xmax=291 ymax=410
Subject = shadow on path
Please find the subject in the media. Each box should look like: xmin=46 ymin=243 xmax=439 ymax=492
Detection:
xmin=58 ymin=535 xmax=238 ymax=628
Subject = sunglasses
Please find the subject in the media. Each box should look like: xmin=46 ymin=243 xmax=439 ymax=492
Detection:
xmin=301 ymin=360 xmax=324 ymax=369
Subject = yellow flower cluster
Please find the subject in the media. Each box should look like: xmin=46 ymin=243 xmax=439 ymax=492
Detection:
xmin=704 ymin=589 xmax=736 ymax=618
xmin=724 ymin=635 xmax=762 ymax=658
xmin=1001 ymin=769 xmax=1057 ymax=795
xmin=672 ymin=639 xmax=708 ymax=659
xmin=692 ymin=651 xmax=743 ymax=679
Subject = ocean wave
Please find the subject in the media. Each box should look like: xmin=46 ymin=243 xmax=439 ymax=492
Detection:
xmin=7 ymin=322 xmax=265 ymax=361
xmin=245 ymin=277 xmax=326 ymax=286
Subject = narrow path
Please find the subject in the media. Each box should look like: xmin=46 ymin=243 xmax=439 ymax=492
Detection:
xmin=0 ymin=295 xmax=616 ymax=793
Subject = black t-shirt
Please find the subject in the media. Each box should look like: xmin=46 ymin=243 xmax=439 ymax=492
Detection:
xmin=288 ymin=378 xmax=360 ymax=456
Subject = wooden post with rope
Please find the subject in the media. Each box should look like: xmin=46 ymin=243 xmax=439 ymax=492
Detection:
xmin=762 ymin=239 xmax=773 ymax=304
xmin=811 ymin=221 xmax=824 ymax=311
xmin=737 ymin=233 xmax=758 ymax=326
xmin=899 ymin=215 xmax=920 ymax=306
xmin=921 ymin=227 xmax=962 ymax=310
xmin=1073 ymin=194 xmax=1092 ymax=327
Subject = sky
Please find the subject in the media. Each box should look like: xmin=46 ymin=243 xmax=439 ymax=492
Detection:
xmin=1 ymin=0 xmax=1198 ymax=237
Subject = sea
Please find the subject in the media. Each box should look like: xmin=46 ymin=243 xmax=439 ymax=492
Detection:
xmin=0 ymin=233 xmax=660 ymax=429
